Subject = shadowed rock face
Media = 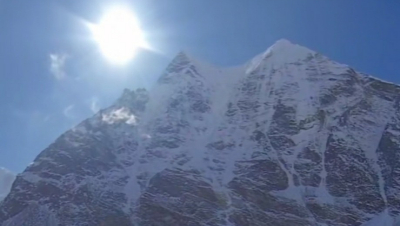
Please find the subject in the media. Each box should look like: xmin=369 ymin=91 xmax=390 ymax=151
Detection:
xmin=1 ymin=40 xmax=400 ymax=225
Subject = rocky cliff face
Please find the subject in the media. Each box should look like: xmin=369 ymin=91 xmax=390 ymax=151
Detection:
xmin=1 ymin=39 xmax=400 ymax=226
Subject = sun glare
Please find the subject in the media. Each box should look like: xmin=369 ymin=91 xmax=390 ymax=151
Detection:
xmin=90 ymin=7 xmax=145 ymax=64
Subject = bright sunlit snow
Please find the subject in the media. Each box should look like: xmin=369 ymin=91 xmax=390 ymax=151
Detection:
xmin=90 ymin=7 xmax=146 ymax=64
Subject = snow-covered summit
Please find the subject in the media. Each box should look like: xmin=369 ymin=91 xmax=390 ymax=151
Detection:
xmin=246 ymin=39 xmax=317 ymax=74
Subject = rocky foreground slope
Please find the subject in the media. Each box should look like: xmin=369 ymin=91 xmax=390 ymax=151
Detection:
xmin=1 ymin=40 xmax=400 ymax=225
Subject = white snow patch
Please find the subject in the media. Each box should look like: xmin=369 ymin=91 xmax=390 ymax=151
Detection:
xmin=102 ymin=107 xmax=137 ymax=125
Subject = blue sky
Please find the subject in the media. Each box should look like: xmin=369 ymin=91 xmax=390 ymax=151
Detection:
xmin=1 ymin=0 xmax=400 ymax=173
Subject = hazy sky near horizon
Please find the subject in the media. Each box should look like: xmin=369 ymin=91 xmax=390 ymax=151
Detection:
xmin=1 ymin=0 xmax=400 ymax=172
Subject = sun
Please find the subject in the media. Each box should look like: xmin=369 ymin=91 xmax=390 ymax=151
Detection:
xmin=90 ymin=7 xmax=146 ymax=64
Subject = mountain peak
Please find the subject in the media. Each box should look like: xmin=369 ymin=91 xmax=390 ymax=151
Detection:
xmin=265 ymin=39 xmax=315 ymax=59
xmin=161 ymin=51 xmax=194 ymax=76
xmin=270 ymin=38 xmax=295 ymax=47
xmin=174 ymin=51 xmax=191 ymax=61
xmin=246 ymin=39 xmax=316 ymax=73
xmin=170 ymin=50 xmax=198 ymax=66
xmin=157 ymin=50 xmax=209 ymax=84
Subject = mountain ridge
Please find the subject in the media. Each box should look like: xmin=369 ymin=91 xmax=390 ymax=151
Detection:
xmin=1 ymin=39 xmax=400 ymax=225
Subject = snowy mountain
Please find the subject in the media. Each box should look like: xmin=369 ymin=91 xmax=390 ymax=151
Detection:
xmin=1 ymin=39 xmax=400 ymax=225
xmin=0 ymin=168 xmax=15 ymax=202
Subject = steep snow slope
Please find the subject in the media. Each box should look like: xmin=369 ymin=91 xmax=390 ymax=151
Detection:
xmin=1 ymin=39 xmax=400 ymax=226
